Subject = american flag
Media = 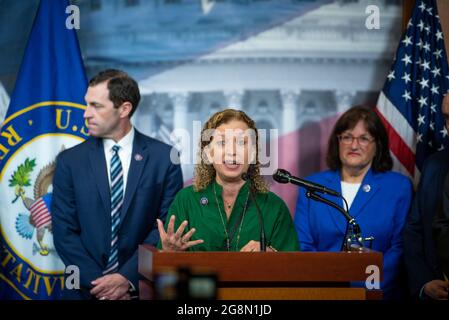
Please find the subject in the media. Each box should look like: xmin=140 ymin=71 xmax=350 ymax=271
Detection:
xmin=376 ymin=0 xmax=449 ymax=182
xmin=29 ymin=196 xmax=52 ymax=230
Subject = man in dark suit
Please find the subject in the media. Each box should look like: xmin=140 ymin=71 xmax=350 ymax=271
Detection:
xmin=434 ymin=171 xmax=449 ymax=285
xmin=404 ymin=93 xmax=449 ymax=300
xmin=52 ymin=69 xmax=183 ymax=300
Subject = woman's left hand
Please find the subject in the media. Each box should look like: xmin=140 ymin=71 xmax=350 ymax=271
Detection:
xmin=240 ymin=240 xmax=276 ymax=252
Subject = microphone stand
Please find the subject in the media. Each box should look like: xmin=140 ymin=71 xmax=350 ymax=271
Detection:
xmin=241 ymin=172 xmax=266 ymax=251
xmin=305 ymin=191 xmax=368 ymax=251
xmin=248 ymin=189 xmax=266 ymax=252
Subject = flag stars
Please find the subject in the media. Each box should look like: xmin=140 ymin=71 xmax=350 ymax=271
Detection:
xmin=416 ymin=39 xmax=424 ymax=49
xmin=433 ymin=49 xmax=443 ymax=59
xmin=430 ymin=85 xmax=439 ymax=95
xmin=418 ymin=114 xmax=426 ymax=126
xmin=403 ymin=90 xmax=412 ymax=101
xmin=419 ymin=77 xmax=429 ymax=89
xmin=418 ymin=3 xmax=426 ymax=12
xmin=402 ymin=35 xmax=413 ymax=47
xmin=382 ymin=4 xmax=447 ymax=155
xmin=402 ymin=72 xmax=411 ymax=84
xmin=417 ymin=20 xmax=425 ymax=32
xmin=387 ymin=70 xmax=395 ymax=81
xmin=402 ymin=54 xmax=412 ymax=66
xmin=421 ymin=60 xmax=430 ymax=71
xmin=431 ymin=67 xmax=441 ymax=77
xmin=417 ymin=133 xmax=423 ymax=143
xmin=418 ymin=96 xmax=428 ymax=108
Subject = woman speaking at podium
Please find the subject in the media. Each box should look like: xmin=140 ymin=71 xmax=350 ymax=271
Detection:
xmin=294 ymin=106 xmax=413 ymax=299
xmin=157 ymin=109 xmax=298 ymax=252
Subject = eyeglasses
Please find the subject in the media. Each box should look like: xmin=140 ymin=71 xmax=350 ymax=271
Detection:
xmin=338 ymin=134 xmax=375 ymax=147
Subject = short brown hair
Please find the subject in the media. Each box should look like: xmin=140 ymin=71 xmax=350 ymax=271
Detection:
xmin=89 ymin=69 xmax=140 ymax=117
xmin=326 ymin=105 xmax=393 ymax=172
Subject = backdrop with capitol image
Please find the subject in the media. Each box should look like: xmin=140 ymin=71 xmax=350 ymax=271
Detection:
xmin=1 ymin=0 xmax=449 ymax=300
xmin=0 ymin=0 xmax=411 ymax=214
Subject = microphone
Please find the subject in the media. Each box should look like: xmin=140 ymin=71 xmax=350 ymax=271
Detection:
xmin=241 ymin=172 xmax=266 ymax=252
xmin=273 ymin=168 xmax=340 ymax=197
xmin=272 ymin=169 xmax=370 ymax=251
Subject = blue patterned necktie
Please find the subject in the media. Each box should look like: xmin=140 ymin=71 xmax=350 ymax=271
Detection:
xmin=104 ymin=145 xmax=123 ymax=274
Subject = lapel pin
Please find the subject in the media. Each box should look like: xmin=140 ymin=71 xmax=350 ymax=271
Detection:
xmin=362 ymin=184 xmax=371 ymax=193
xmin=200 ymin=197 xmax=208 ymax=206
xmin=134 ymin=153 xmax=143 ymax=161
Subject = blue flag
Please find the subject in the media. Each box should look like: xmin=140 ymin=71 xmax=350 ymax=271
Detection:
xmin=0 ymin=0 xmax=87 ymax=299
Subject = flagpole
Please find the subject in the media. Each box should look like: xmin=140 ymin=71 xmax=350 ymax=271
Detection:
xmin=438 ymin=1 xmax=449 ymax=58
xmin=403 ymin=0 xmax=415 ymax=31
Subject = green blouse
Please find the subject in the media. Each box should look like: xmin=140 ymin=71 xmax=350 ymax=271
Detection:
xmin=159 ymin=181 xmax=299 ymax=252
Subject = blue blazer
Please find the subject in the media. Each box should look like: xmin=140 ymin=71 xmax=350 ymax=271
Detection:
xmin=294 ymin=168 xmax=412 ymax=299
xmin=52 ymin=130 xmax=183 ymax=299
xmin=403 ymin=150 xmax=449 ymax=297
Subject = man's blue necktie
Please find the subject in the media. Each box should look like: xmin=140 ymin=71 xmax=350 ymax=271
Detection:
xmin=104 ymin=145 xmax=123 ymax=274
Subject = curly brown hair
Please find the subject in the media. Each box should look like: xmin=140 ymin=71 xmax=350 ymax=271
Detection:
xmin=193 ymin=109 xmax=269 ymax=193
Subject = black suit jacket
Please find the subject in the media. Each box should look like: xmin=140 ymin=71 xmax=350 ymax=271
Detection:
xmin=433 ymin=171 xmax=449 ymax=279
xmin=403 ymin=149 xmax=449 ymax=297
xmin=52 ymin=130 xmax=183 ymax=299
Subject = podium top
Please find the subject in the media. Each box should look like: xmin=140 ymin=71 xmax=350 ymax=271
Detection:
xmin=139 ymin=245 xmax=383 ymax=283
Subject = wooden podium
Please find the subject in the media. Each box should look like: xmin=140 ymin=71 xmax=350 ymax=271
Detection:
xmin=138 ymin=244 xmax=383 ymax=300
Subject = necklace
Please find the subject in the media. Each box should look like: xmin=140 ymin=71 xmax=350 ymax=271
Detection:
xmin=224 ymin=201 xmax=233 ymax=210
xmin=213 ymin=183 xmax=250 ymax=251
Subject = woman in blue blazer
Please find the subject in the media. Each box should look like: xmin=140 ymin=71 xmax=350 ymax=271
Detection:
xmin=294 ymin=106 xmax=412 ymax=299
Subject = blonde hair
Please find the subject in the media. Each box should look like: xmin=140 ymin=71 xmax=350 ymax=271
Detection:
xmin=193 ymin=109 xmax=269 ymax=193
